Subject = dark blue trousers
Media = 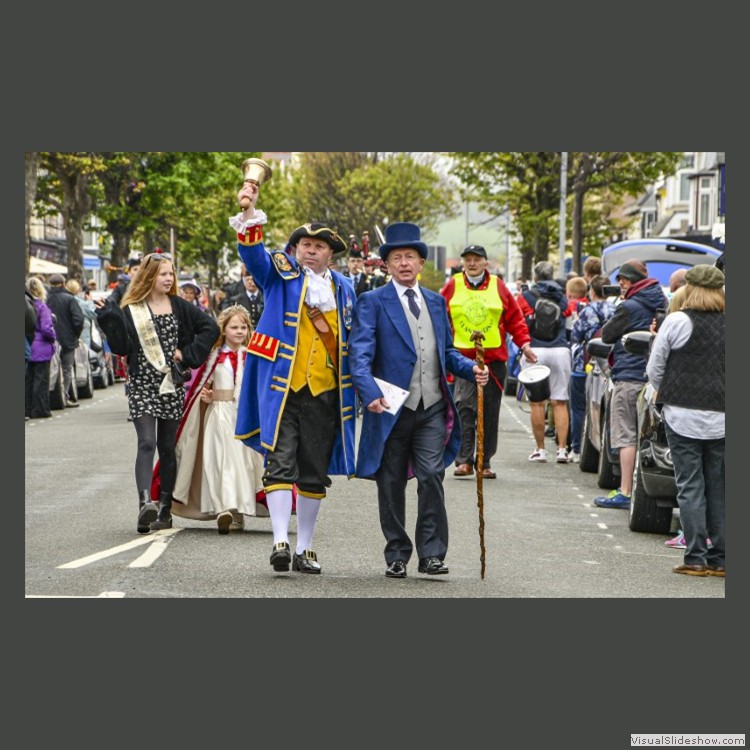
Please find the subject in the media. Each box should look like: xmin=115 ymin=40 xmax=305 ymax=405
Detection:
xmin=375 ymin=400 xmax=448 ymax=565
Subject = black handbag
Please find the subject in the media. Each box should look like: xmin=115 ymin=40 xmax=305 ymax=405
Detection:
xmin=170 ymin=360 xmax=191 ymax=387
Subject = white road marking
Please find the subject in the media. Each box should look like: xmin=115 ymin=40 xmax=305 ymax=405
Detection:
xmin=57 ymin=528 xmax=182 ymax=569
xmin=129 ymin=533 xmax=174 ymax=567
xmin=26 ymin=591 xmax=126 ymax=598
xmin=582 ymin=560 xmax=600 ymax=565
xmin=502 ymin=399 xmax=534 ymax=438
xmin=597 ymin=522 xmax=608 ymax=529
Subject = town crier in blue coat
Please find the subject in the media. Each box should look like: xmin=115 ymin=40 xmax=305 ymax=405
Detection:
xmin=230 ymin=179 xmax=356 ymax=576
xmin=349 ymin=222 xmax=488 ymax=579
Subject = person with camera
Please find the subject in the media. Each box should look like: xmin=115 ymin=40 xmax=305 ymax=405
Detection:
xmin=593 ymin=259 xmax=668 ymax=509
xmin=95 ymin=250 xmax=219 ymax=534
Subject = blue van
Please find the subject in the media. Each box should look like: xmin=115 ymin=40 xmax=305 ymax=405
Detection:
xmin=601 ymin=238 xmax=723 ymax=288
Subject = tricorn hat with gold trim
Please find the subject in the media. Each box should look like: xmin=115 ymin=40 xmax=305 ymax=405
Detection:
xmin=287 ymin=222 xmax=348 ymax=259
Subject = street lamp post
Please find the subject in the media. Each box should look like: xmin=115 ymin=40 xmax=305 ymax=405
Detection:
xmin=559 ymin=152 xmax=568 ymax=274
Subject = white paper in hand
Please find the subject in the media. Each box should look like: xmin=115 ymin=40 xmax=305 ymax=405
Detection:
xmin=373 ymin=377 xmax=410 ymax=416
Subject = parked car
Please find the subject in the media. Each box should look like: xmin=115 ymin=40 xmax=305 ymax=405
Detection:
xmin=601 ymin=237 xmax=723 ymax=290
xmin=49 ymin=339 xmax=94 ymax=409
xmin=89 ymin=321 xmax=115 ymax=389
xmin=622 ymin=330 xmax=676 ymax=534
xmin=579 ymin=337 xmax=619 ymax=489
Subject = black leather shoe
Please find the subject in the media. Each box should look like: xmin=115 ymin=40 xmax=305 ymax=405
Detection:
xmin=270 ymin=542 xmax=291 ymax=571
xmin=385 ymin=560 xmax=407 ymax=578
xmin=293 ymin=549 xmax=322 ymax=574
xmin=418 ymin=557 xmax=449 ymax=575
xmin=137 ymin=491 xmax=158 ymax=534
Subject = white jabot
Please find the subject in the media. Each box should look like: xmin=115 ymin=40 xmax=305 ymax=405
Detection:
xmin=304 ymin=267 xmax=337 ymax=312
xmin=229 ymin=209 xmax=268 ymax=233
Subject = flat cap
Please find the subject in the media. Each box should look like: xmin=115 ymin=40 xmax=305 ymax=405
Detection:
xmin=686 ymin=264 xmax=725 ymax=289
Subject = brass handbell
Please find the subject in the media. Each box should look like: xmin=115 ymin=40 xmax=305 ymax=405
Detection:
xmin=241 ymin=158 xmax=273 ymax=186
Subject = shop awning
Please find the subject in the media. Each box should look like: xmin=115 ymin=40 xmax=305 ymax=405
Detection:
xmin=29 ymin=257 xmax=68 ymax=275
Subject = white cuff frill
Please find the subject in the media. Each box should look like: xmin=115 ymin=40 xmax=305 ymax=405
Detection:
xmin=229 ymin=209 xmax=268 ymax=233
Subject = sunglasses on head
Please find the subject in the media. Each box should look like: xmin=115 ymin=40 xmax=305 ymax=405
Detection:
xmin=144 ymin=252 xmax=173 ymax=261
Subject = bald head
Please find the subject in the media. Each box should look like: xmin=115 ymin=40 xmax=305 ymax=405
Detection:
xmin=669 ymin=268 xmax=687 ymax=293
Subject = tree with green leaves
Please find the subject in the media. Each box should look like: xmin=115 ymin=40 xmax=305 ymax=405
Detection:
xmin=89 ymin=152 xmax=168 ymax=282
xmin=25 ymin=152 xmax=41 ymax=277
xmin=451 ymin=152 xmax=683 ymax=278
xmin=36 ymin=152 xmax=106 ymax=280
xmin=566 ymin=152 xmax=682 ymax=273
xmin=284 ymin=152 xmax=457 ymax=247
xmin=451 ymin=152 xmax=561 ymax=280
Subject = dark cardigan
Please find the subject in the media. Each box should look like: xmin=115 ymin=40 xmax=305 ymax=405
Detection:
xmin=96 ymin=294 xmax=219 ymax=376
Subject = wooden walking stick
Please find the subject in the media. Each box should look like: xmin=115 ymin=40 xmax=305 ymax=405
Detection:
xmin=470 ymin=330 xmax=487 ymax=579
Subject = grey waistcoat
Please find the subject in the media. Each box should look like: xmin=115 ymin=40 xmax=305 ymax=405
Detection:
xmin=403 ymin=298 xmax=443 ymax=410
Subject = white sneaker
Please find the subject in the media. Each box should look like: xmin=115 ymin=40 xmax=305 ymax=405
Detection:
xmin=529 ymin=448 xmax=548 ymax=463
xmin=567 ymin=450 xmax=580 ymax=463
xmin=556 ymin=448 xmax=569 ymax=463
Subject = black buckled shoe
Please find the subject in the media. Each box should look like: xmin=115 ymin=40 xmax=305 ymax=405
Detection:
xmin=385 ymin=560 xmax=407 ymax=578
xmin=270 ymin=542 xmax=291 ymax=571
xmin=292 ymin=549 xmax=322 ymax=574
xmin=418 ymin=557 xmax=449 ymax=575
xmin=150 ymin=492 xmax=173 ymax=531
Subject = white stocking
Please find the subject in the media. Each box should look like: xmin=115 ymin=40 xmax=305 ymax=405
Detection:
xmin=265 ymin=489 xmax=293 ymax=544
xmin=295 ymin=492 xmax=322 ymax=554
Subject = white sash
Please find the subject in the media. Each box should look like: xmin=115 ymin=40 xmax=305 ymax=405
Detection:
xmin=130 ymin=301 xmax=176 ymax=395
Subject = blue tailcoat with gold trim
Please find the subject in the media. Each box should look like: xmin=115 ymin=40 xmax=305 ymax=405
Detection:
xmin=234 ymin=226 xmax=357 ymax=478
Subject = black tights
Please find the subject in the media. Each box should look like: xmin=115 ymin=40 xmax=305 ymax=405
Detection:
xmin=133 ymin=415 xmax=180 ymax=494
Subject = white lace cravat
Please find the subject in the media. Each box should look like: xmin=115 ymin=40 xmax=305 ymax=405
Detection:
xmin=304 ymin=267 xmax=337 ymax=312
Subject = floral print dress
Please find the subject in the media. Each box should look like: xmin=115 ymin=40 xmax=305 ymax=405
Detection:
xmin=127 ymin=312 xmax=184 ymax=420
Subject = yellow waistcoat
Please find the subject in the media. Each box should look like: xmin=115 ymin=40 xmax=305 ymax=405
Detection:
xmin=291 ymin=307 xmax=339 ymax=395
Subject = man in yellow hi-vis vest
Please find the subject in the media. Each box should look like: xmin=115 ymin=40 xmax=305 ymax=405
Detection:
xmin=441 ymin=246 xmax=536 ymax=479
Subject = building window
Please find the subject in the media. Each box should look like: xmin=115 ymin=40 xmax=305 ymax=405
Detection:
xmin=698 ymin=176 xmax=714 ymax=230
xmin=43 ymin=214 xmax=65 ymax=240
xmin=679 ymin=174 xmax=691 ymax=202
xmin=642 ymin=211 xmax=656 ymax=236
xmin=681 ymin=154 xmax=695 ymax=169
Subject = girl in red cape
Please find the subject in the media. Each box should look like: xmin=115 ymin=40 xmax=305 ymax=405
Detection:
xmin=152 ymin=305 xmax=274 ymax=533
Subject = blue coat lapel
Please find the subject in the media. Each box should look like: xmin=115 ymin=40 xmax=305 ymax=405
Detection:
xmin=382 ymin=283 xmax=414 ymax=351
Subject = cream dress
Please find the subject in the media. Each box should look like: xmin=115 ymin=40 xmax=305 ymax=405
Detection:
xmin=172 ymin=347 xmax=269 ymax=520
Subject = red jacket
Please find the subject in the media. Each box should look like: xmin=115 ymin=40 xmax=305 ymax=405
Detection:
xmin=441 ymin=272 xmax=531 ymax=364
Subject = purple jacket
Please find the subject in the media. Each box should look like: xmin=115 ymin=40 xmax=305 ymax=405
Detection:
xmin=29 ymin=299 xmax=57 ymax=362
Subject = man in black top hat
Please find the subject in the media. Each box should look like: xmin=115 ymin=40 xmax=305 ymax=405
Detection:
xmin=349 ymin=222 xmax=488 ymax=579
